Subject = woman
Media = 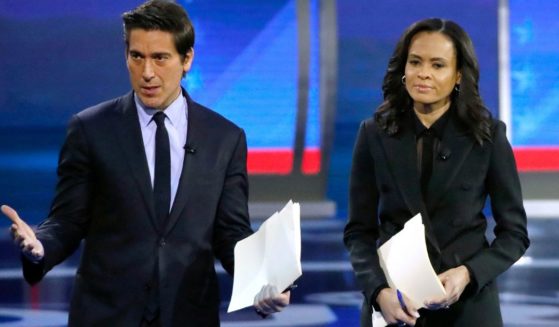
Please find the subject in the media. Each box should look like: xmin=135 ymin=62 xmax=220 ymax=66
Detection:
xmin=344 ymin=18 xmax=529 ymax=327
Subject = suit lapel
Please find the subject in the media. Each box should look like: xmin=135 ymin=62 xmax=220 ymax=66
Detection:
xmin=379 ymin=113 xmax=440 ymax=253
xmin=425 ymin=116 xmax=474 ymax=213
xmin=113 ymin=92 xmax=158 ymax=231
xmin=163 ymin=93 xmax=201 ymax=236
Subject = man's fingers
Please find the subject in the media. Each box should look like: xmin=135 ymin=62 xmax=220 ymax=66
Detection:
xmin=4 ymin=208 xmax=37 ymax=243
xmin=3 ymin=207 xmax=44 ymax=261
xmin=1 ymin=205 xmax=22 ymax=225
xmin=11 ymin=223 xmax=35 ymax=241
xmin=267 ymin=291 xmax=289 ymax=311
xmin=2 ymin=205 xmax=35 ymax=239
xmin=274 ymin=291 xmax=290 ymax=308
xmin=19 ymin=223 xmax=37 ymax=242
xmin=254 ymin=285 xmax=289 ymax=314
xmin=254 ymin=285 xmax=272 ymax=312
xmin=22 ymin=241 xmax=32 ymax=252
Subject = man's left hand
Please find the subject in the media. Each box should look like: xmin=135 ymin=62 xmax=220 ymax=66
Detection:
xmin=253 ymin=285 xmax=290 ymax=317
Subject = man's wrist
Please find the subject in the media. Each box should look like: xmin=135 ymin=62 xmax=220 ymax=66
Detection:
xmin=282 ymin=284 xmax=297 ymax=293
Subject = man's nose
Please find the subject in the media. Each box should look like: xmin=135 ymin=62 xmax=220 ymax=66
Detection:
xmin=142 ymin=60 xmax=155 ymax=80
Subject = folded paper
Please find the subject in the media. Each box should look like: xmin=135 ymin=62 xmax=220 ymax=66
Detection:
xmin=228 ymin=200 xmax=302 ymax=312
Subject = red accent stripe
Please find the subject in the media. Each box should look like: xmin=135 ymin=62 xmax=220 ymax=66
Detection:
xmin=302 ymin=148 xmax=321 ymax=175
xmin=514 ymin=147 xmax=559 ymax=172
xmin=30 ymin=285 xmax=40 ymax=309
xmin=247 ymin=148 xmax=322 ymax=175
xmin=248 ymin=149 xmax=293 ymax=175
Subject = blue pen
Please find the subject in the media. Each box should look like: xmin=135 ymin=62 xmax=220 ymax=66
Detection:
xmin=396 ymin=289 xmax=408 ymax=313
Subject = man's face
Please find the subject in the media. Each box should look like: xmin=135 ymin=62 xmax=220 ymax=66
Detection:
xmin=126 ymin=29 xmax=193 ymax=110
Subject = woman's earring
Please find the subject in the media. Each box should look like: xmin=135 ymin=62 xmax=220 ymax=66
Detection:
xmin=454 ymin=84 xmax=460 ymax=93
xmin=401 ymin=75 xmax=406 ymax=85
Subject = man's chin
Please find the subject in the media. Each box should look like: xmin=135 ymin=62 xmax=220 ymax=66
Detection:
xmin=138 ymin=96 xmax=163 ymax=110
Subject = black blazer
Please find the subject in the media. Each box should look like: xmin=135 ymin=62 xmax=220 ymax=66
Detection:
xmin=344 ymin=111 xmax=529 ymax=327
xmin=23 ymin=91 xmax=253 ymax=326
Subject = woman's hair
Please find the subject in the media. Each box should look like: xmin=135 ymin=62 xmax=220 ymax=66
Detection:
xmin=374 ymin=18 xmax=492 ymax=144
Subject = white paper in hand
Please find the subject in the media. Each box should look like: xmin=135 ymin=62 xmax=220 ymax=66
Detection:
xmin=377 ymin=213 xmax=446 ymax=310
xmin=227 ymin=200 xmax=302 ymax=313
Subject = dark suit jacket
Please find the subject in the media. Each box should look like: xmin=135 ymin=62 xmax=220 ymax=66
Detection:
xmin=22 ymin=91 xmax=253 ymax=327
xmin=344 ymin=111 xmax=529 ymax=327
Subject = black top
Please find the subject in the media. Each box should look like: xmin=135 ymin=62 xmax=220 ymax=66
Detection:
xmin=413 ymin=109 xmax=451 ymax=201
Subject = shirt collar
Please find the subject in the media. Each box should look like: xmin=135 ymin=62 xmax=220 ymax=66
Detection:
xmin=135 ymin=92 xmax=187 ymax=128
xmin=413 ymin=107 xmax=451 ymax=139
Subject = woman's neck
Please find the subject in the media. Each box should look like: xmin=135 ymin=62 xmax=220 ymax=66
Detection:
xmin=413 ymin=102 xmax=451 ymax=128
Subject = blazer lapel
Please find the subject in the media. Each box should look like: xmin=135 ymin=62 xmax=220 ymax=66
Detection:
xmin=163 ymin=93 xmax=200 ymax=236
xmin=113 ymin=92 xmax=158 ymax=231
xmin=379 ymin=113 xmax=440 ymax=253
xmin=425 ymin=116 xmax=474 ymax=214
xmin=380 ymin=122 xmax=423 ymax=215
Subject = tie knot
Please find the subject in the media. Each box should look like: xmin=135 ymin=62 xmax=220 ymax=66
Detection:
xmin=153 ymin=111 xmax=167 ymax=127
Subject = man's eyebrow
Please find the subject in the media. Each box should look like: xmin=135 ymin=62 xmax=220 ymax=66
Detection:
xmin=128 ymin=49 xmax=144 ymax=56
xmin=150 ymin=51 xmax=172 ymax=57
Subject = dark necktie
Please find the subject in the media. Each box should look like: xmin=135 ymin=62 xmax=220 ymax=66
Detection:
xmin=143 ymin=111 xmax=170 ymax=321
xmin=420 ymin=129 xmax=434 ymax=199
xmin=153 ymin=111 xmax=171 ymax=225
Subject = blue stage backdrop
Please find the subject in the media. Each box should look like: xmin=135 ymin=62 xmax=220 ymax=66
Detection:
xmin=0 ymin=0 xmax=324 ymax=176
xmin=0 ymin=0 xmax=334 ymax=210
xmin=507 ymin=0 xmax=559 ymax=172
xmin=1 ymin=0 xmax=557 ymax=220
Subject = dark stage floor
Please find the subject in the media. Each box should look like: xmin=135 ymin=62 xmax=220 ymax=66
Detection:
xmin=0 ymin=217 xmax=557 ymax=326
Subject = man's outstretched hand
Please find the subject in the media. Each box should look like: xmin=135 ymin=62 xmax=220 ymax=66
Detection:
xmin=1 ymin=205 xmax=44 ymax=262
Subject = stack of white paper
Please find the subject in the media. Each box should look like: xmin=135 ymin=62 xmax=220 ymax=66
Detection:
xmin=227 ymin=200 xmax=302 ymax=313
xmin=373 ymin=213 xmax=446 ymax=326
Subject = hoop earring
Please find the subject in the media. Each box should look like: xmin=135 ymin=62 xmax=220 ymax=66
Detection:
xmin=454 ymin=84 xmax=460 ymax=93
xmin=401 ymin=75 xmax=406 ymax=85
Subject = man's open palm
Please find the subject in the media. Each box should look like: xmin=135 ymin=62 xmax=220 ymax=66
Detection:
xmin=2 ymin=205 xmax=44 ymax=261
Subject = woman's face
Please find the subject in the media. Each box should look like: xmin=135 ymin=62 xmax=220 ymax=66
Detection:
xmin=404 ymin=31 xmax=461 ymax=112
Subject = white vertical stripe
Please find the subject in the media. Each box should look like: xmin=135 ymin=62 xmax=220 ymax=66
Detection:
xmin=498 ymin=0 xmax=513 ymax=141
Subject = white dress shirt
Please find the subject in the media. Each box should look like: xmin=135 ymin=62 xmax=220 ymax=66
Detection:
xmin=135 ymin=93 xmax=188 ymax=211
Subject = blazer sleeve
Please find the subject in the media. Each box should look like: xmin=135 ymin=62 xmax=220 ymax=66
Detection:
xmin=464 ymin=121 xmax=530 ymax=293
xmin=212 ymin=129 xmax=253 ymax=275
xmin=23 ymin=115 xmax=92 ymax=284
xmin=343 ymin=121 xmax=388 ymax=307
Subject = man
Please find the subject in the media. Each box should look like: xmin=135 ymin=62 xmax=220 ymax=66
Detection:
xmin=2 ymin=1 xmax=289 ymax=326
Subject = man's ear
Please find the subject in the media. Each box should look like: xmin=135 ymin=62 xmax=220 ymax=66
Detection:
xmin=182 ymin=47 xmax=195 ymax=75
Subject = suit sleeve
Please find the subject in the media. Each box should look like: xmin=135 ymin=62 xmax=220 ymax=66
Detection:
xmin=343 ymin=121 xmax=387 ymax=308
xmin=23 ymin=115 xmax=92 ymax=284
xmin=464 ymin=121 xmax=530 ymax=293
xmin=213 ymin=129 xmax=253 ymax=275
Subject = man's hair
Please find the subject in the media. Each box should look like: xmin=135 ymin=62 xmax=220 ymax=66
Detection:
xmin=375 ymin=18 xmax=492 ymax=145
xmin=122 ymin=0 xmax=195 ymax=59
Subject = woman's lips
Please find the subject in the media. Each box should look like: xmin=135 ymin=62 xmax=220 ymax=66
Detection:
xmin=414 ymin=84 xmax=432 ymax=92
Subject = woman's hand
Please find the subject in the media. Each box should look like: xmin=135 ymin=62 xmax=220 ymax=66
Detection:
xmin=377 ymin=288 xmax=420 ymax=326
xmin=425 ymin=265 xmax=471 ymax=309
